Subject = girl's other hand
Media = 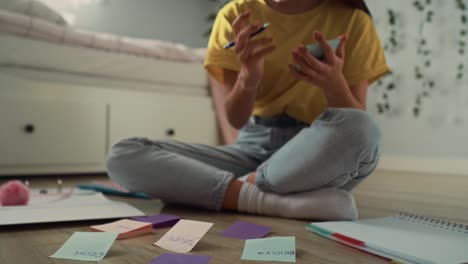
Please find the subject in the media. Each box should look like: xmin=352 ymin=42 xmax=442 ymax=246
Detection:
xmin=232 ymin=11 xmax=275 ymax=90
xmin=288 ymin=32 xmax=348 ymax=96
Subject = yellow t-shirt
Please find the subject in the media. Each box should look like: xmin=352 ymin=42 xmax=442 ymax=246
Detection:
xmin=204 ymin=0 xmax=390 ymax=124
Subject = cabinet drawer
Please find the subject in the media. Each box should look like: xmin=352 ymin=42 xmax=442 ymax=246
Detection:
xmin=110 ymin=98 xmax=217 ymax=146
xmin=0 ymin=98 xmax=107 ymax=166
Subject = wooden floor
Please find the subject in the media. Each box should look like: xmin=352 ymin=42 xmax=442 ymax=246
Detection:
xmin=1 ymin=170 xmax=467 ymax=264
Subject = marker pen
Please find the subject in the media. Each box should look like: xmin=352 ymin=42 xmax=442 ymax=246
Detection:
xmin=224 ymin=23 xmax=270 ymax=49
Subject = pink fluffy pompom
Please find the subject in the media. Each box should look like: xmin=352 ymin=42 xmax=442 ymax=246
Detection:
xmin=0 ymin=180 xmax=30 ymax=206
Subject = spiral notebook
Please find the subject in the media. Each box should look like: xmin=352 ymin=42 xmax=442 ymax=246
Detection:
xmin=306 ymin=212 xmax=468 ymax=264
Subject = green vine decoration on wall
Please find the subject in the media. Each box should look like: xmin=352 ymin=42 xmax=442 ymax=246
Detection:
xmin=375 ymin=75 xmax=396 ymax=115
xmin=456 ymin=0 xmax=467 ymax=81
xmin=412 ymin=0 xmax=435 ymax=117
xmin=375 ymin=9 xmax=400 ymax=115
xmin=383 ymin=9 xmax=398 ymax=52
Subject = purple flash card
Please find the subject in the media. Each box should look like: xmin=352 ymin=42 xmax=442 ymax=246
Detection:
xmin=222 ymin=221 xmax=272 ymax=239
xmin=150 ymin=253 xmax=211 ymax=264
xmin=131 ymin=214 xmax=182 ymax=228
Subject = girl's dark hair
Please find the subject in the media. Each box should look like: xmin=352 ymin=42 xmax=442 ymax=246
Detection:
xmin=349 ymin=0 xmax=372 ymax=17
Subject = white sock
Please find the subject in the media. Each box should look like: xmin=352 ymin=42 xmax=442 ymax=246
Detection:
xmin=237 ymin=184 xmax=358 ymax=221
xmin=238 ymin=174 xmax=250 ymax=182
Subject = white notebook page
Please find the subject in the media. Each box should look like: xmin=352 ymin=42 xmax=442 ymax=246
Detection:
xmin=312 ymin=213 xmax=468 ymax=264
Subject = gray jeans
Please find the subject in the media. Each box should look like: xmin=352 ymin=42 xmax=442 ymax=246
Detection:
xmin=106 ymin=108 xmax=381 ymax=211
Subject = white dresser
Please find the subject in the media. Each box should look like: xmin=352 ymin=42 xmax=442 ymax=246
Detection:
xmin=0 ymin=70 xmax=218 ymax=176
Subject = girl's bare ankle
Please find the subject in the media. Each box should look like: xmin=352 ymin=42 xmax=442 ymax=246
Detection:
xmin=247 ymin=173 xmax=257 ymax=184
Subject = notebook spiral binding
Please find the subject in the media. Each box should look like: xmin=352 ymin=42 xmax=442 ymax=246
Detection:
xmin=395 ymin=212 xmax=468 ymax=233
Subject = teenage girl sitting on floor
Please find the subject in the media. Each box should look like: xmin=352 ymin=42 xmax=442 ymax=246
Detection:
xmin=106 ymin=0 xmax=390 ymax=220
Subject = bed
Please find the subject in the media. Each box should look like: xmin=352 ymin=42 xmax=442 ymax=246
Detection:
xmin=0 ymin=9 xmax=218 ymax=176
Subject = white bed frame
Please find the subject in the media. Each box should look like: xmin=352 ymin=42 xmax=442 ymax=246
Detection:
xmin=0 ymin=36 xmax=218 ymax=176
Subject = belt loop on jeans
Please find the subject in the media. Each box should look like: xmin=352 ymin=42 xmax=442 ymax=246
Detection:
xmin=249 ymin=116 xmax=257 ymax=125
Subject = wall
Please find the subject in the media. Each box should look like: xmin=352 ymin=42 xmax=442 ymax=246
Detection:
xmin=39 ymin=0 xmax=215 ymax=48
xmin=365 ymin=0 xmax=468 ymax=174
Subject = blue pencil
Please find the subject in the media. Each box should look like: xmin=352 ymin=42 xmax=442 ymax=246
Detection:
xmin=224 ymin=23 xmax=270 ymax=49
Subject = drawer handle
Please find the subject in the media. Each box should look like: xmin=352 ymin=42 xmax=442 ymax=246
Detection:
xmin=165 ymin=128 xmax=175 ymax=137
xmin=24 ymin=124 xmax=35 ymax=134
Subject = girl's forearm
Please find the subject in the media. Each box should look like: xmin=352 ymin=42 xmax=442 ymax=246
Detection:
xmin=323 ymin=76 xmax=365 ymax=110
xmin=225 ymin=68 xmax=260 ymax=129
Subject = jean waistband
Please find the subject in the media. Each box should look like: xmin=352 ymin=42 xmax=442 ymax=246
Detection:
xmin=249 ymin=114 xmax=308 ymax=128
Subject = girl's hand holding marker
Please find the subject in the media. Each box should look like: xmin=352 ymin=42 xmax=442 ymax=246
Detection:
xmin=227 ymin=11 xmax=275 ymax=91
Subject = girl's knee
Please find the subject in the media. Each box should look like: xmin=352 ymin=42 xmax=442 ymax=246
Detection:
xmin=349 ymin=110 xmax=381 ymax=147
xmin=106 ymin=137 xmax=163 ymax=186
xmin=107 ymin=138 xmax=143 ymax=171
xmin=321 ymin=108 xmax=381 ymax=148
xmin=257 ymin=109 xmax=381 ymax=194
xmin=107 ymin=137 xmax=153 ymax=159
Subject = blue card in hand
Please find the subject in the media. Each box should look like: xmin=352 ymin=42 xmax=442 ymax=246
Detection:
xmin=306 ymin=38 xmax=341 ymax=60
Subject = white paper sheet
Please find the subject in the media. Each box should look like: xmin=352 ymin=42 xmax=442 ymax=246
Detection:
xmin=0 ymin=189 xmax=145 ymax=225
